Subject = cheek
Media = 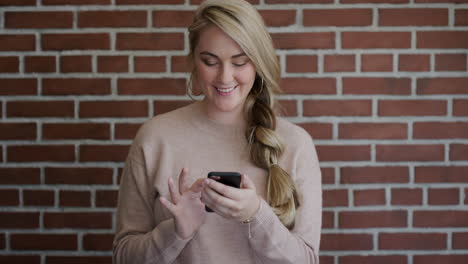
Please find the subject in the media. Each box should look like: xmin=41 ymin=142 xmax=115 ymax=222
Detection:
xmin=236 ymin=65 xmax=256 ymax=85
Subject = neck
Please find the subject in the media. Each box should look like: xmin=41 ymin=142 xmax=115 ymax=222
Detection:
xmin=199 ymin=100 xmax=246 ymax=127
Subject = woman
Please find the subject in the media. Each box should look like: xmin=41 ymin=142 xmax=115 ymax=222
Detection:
xmin=113 ymin=0 xmax=322 ymax=263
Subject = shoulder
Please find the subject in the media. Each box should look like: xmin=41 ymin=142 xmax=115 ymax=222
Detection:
xmin=275 ymin=117 xmax=314 ymax=149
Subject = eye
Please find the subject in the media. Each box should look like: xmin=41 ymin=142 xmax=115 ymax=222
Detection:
xmin=233 ymin=62 xmax=247 ymax=67
xmin=202 ymin=60 xmax=218 ymax=66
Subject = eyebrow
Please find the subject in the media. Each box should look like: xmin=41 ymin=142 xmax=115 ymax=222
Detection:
xmin=199 ymin=51 xmax=247 ymax=59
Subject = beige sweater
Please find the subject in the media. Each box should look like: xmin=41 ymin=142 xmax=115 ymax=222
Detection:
xmin=113 ymin=101 xmax=322 ymax=264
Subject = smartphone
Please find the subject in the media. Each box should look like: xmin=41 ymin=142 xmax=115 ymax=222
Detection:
xmin=205 ymin=171 xmax=241 ymax=212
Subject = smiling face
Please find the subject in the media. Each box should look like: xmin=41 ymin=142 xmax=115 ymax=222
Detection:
xmin=194 ymin=25 xmax=257 ymax=118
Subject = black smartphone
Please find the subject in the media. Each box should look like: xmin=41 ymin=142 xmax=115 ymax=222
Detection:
xmin=205 ymin=171 xmax=241 ymax=212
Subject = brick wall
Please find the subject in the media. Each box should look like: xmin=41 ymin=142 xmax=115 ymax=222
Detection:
xmin=0 ymin=0 xmax=467 ymax=263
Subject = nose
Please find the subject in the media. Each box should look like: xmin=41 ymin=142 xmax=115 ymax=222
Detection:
xmin=217 ymin=63 xmax=234 ymax=84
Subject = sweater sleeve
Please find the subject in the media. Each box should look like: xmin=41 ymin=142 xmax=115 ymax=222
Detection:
xmin=245 ymin=134 xmax=322 ymax=264
xmin=113 ymin=146 xmax=191 ymax=264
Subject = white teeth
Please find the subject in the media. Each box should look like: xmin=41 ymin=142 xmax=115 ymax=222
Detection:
xmin=216 ymin=86 xmax=235 ymax=93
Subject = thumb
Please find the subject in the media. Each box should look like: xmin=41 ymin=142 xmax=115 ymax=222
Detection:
xmin=241 ymin=174 xmax=255 ymax=189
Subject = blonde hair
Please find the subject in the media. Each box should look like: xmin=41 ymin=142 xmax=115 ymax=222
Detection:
xmin=188 ymin=0 xmax=300 ymax=229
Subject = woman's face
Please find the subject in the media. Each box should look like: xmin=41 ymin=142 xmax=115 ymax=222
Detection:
xmin=194 ymin=25 xmax=256 ymax=116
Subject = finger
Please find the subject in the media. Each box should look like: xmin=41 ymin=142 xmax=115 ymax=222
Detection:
xmin=189 ymin=178 xmax=205 ymax=193
xmin=203 ymin=184 xmax=237 ymax=211
xmin=206 ymin=178 xmax=241 ymax=200
xmin=159 ymin=197 xmax=177 ymax=216
xmin=240 ymin=174 xmax=255 ymax=189
xmin=168 ymin=177 xmax=180 ymax=204
xmin=178 ymin=168 xmax=189 ymax=194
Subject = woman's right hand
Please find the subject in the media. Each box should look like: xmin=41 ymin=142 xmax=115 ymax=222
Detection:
xmin=159 ymin=168 xmax=206 ymax=239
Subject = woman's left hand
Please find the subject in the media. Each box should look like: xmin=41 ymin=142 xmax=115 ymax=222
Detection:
xmin=201 ymin=173 xmax=261 ymax=222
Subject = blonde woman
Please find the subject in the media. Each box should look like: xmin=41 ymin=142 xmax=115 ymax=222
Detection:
xmin=113 ymin=0 xmax=322 ymax=263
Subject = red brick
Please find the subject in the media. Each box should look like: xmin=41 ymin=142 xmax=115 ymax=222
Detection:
xmin=298 ymin=123 xmax=333 ymax=140
xmin=115 ymin=123 xmax=142 ymax=140
xmin=415 ymin=166 xmax=468 ymax=183
xmin=399 ymin=54 xmax=430 ymax=72
xmin=79 ymin=11 xmax=146 ymax=28
xmin=118 ymin=0 xmax=183 ymax=3
xmin=11 ymin=234 xmax=77 ymax=250
xmin=96 ymin=190 xmax=118 ymax=207
xmin=8 ymin=145 xmax=75 ymax=162
xmin=25 ymin=56 xmax=55 ymax=73
xmin=455 ymin=9 xmax=468 ymax=25
xmin=43 ymin=123 xmax=110 ymax=140
xmin=379 ymin=9 xmax=448 ymax=26
xmin=191 ymin=0 xmax=258 ymax=4
xmin=304 ymin=9 xmax=372 ymax=27
xmin=134 ymin=56 xmax=166 ymax=73
xmin=377 ymin=144 xmax=444 ymax=162
xmin=154 ymin=100 xmax=191 ymax=115
xmin=272 ymin=33 xmax=334 ymax=49
xmin=0 ymin=168 xmax=40 ymax=185
xmin=435 ymin=54 xmax=467 ymax=71
xmin=454 ymin=99 xmax=468 ymax=116
xmin=321 ymin=167 xmax=335 ymax=184
xmin=453 ymin=232 xmax=468 ymax=249
xmin=429 ymin=188 xmax=459 ymax=205
xmin=46 ymin=256 xmax=112 ymax=264
xmin=414 ymin=122 xmax=468 ymax=139
xmin=83 ymin=233 xmax=114 ymax=250
xmin=304 ymin=100 xmax=372 ymax=116
xmin=80 ymin=101 xmax=148 ymax=118
xmin=417 ymin=78 xmax=468 ymax=94
xmin=322 ymin=211 xmax=334 ymax=228
xmin=98 ymin=56 xmax=128 ymax=72
xmin=0 ymin=234 xmax=4 ymax=249
xmin=117 ymin=33 xmax=184 ymax=50
xmin=153 ymin=10 xmax=195 ymax=27
xmin=342 ymin=32 xmax=411 ymax=49
xmin=379 ymin=233 xmax=446 ymax=250
xmin=0 ymin=256 xmax=40 ymax=264
xmin=417 ymin=31 xmax=468 ymax=49
xmin=339 ymin=123 xmax=407 ymax=139
xmin=391 ymin=188 xmax=423 ymax=205
xmin=341 ymin=166 xmax=409 ymax=184
xmin=378 ymin=100 xmax=446 ymax=116
xmin=0 ymin=212 xmax=39 ymax=228
xmin=414 ymin=211 xmax=468 ymax=227
xmin=324 ymin=54 xmax=355 ymax=72
xmin=118 ymin=78 xmax=186 ymax=95
xmin=281 ymin=78 xmax=335 ymax=94
xmin=0 ymin=0 xmax=36 ymax=5
xmin=0 ymin=78 xmax=37 ymax=95
xmin=80 ymin=145 xmax=129 ymax=162
xmin=23 ymin=190 xmax=55 ymax=206
xmin=44 ymin=212 xmax=112 ymax=229
xmin=323 ymin=189 xmax=348 ymax=207
xmin=343 ymin=77 xmax=410 ymax=95
xmin=43 ymin=0 xmax=110 ymax=4
xmin=266 ymin=0 xmax=330 ymax=3
xmin=60 ymin=190 xmax=91 ymax=207
xmin=320 ymin=234 xmax=373 ymax=251
xmin=340 ymin=210 xmax=407 ymax=228
xmin=343 ymin=0 xmax=408 ymax=2
xmin=451 ymin=144 xmax=468 ymax=161
xmin=171 ymin=55 xmax=188 ymax=73
xmin=278 ymin=100 xmax=297 ymax=117
xmin=316 ymin=145 xmax=371 ymax=161
xmin=361 ymin=54 xmax=393 ymax=72
xmin=0 ymin=189 xmax=19 ymax=206
xmin=0 ymin=123 xmax=36 ymax=140
xmin=42 ymin=33 xmax=110 ymax=50
xmin=43 ymin=78 xmax=111 ymax=95
xmin=0 ymin=34 xmax=35 ymax=51
xmin=5 ymin=11 xmax=73 ymax=28
xmin=414 ymin=255 xmax=468 ymax=264
xmin=416 ymin=0 xmax=468 ymax=2
xmin=45 ymin=167 xmax=113 ymax=185
xmin=285 ymin=55 xmax=318 ymax=73
xmin=0 ymin=56 xmax=19 ymax=72
xmin=60 ymin=55 xmax=92 ymax=73
xmin=260 ymin=10 xmax=296 ymax=27
xmin=340 ymin=255 xmax=407 ymax=264
xmin=354 ymin=189 xmax=385 ymax=206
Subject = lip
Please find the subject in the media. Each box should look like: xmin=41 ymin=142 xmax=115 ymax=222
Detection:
xmin=214 ymin=85 xmax=238 ymax=96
